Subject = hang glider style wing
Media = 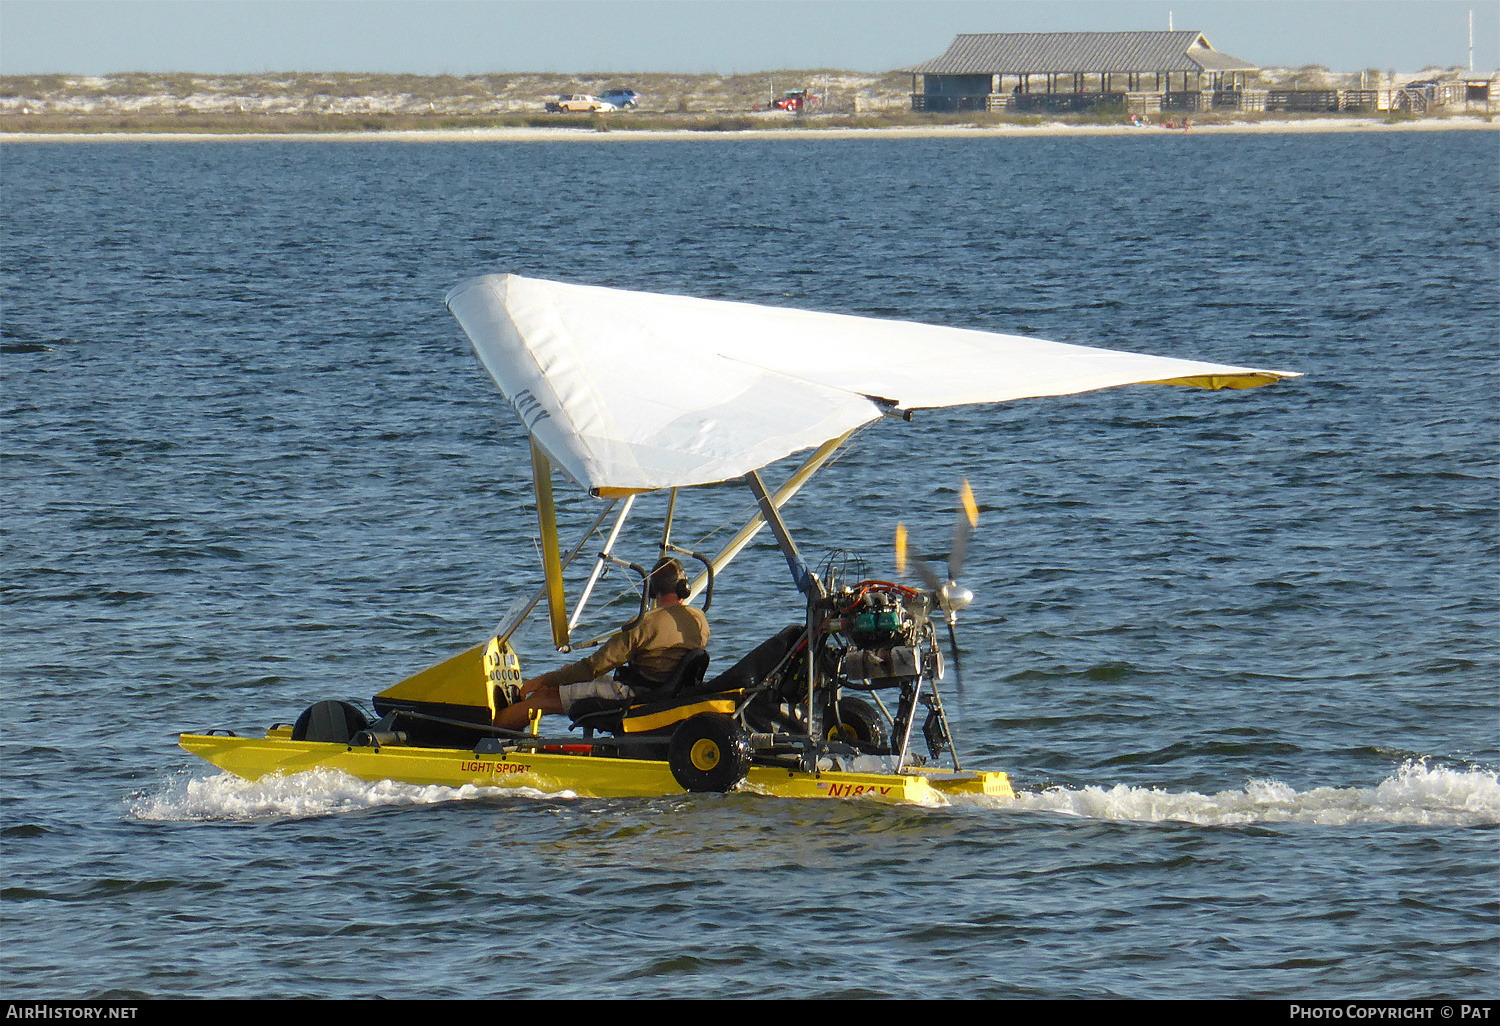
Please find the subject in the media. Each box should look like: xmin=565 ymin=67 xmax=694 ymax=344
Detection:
xmin=446 ymin=274 xmax=1296 ymax=496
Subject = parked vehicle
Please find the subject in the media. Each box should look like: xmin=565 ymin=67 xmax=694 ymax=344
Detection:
xmin=772 ymin=89 xmax=819 ymax=113
xmin=598 ymin=89 xmax=640 ymax=110
xmin=546 ymin=94 xmax=607 ymax=113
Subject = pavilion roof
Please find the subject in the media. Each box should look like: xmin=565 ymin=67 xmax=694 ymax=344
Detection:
xmin=907 ymin=31 xmax=1258 ymax=75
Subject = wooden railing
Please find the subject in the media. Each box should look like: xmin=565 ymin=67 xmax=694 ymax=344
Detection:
xmin=910 ymin=93 xmax=1009 ymax=113
xmin=908 ymin=85 xmax=1464 ymax=117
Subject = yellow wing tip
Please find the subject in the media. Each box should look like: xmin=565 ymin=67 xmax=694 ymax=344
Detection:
xmin=1148 ymin=372 xmax=1298 ymax=391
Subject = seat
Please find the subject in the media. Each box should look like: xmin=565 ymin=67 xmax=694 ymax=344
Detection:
xmin=568 ymin=626 xmax=806 ymax=739
xmin=569 ymin=649 xmax=710 ymax=732
xmin=617 ymin=648 xmax=711 ymax=703
xmin=699 ymin=625 xmax=802 ymax=694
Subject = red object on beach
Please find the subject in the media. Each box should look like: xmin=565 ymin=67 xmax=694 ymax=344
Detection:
xmin=773 ymin=89 xmax=816 ymax=113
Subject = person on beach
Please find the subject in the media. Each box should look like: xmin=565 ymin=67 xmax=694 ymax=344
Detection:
xmin=492 ymin=558 xmax=709 ymax=730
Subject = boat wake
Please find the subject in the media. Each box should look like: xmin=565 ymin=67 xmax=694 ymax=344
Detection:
xmin=129 ymin=768 xmax=576 ymax=822
xmin=981 ymin=760 xmax=1500 ymax=827
xmin=132 ymin=760 xmax=1498 ymax=826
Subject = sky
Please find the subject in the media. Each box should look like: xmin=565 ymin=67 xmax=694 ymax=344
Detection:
xmin=1 ymin=1 xmax=1495 ymax=77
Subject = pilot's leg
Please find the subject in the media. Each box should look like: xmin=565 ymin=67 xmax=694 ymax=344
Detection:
xmin=494 ymin=684 xmax=564 ymax=730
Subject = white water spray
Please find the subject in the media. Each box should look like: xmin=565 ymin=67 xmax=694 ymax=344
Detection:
xmin=132 ymin=760 xmax=1498 ymax=826
xmin=980 ymin=760 xmax=1500 ymax=827
xmin=130 ymin=767 xmax=576 ymax=821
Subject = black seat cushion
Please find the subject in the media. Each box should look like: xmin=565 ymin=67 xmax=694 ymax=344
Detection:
xmin=702 ymin=625 xmax=803 ymax=692
xmin=569 ymin=649 xmax=710 ymax=732
xmin=621 ymin=648 xmax=710 ymax=703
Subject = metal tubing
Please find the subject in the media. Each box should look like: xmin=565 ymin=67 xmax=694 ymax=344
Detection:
xmin=599 ymin=555 xmax=651 ymax=629
xmin=569 ymin=495 xmax=636 ymax=630
xmin=662 ymin=542 xmax=715 ymax=612
xmin=745 ymin=469 xmax=823 ymax=599
xmin=574 ymin=556 xmax=650 ymax=647
xmin=496 ymin=501 xmax=617 ymax=646
xmin=926 ymin=679 xmax=962 ymax=772
xmin=659 ymin=487 xmax=678 ymax=554
xmin=893 ymin=678 xmax=924 ymax=773
xmin=805 ymin=602 xmax=819 ymax=772
xmin=686 ymin=429 xmax=857 ymax=602
xmin=531 ymin=438 xmax=571 ymax=651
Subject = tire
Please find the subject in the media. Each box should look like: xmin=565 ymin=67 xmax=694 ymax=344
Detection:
xmin=291 ymin=700 xmax=369 ymax=744
xmin=825 ymin=697 xmax=889 ymax=751
xmin=668 ymin=714 xmax=750 ymax=792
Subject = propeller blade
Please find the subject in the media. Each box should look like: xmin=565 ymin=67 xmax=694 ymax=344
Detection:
xmin=945 ymin=620 xmax=965 ymax=697
xmin=948 ymin=478 xmax=979 ymax=582
xmin=959 ymin=478 xmax=979 ymax=527
xmin=912 ymin=552 xmax=944 ymax=594
xmin=898 ymin=519 xmax=943 ymax=591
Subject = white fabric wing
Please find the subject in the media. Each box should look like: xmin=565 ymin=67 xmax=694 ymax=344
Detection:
xmin=446 ymin=274 xmax=1295 ymax=494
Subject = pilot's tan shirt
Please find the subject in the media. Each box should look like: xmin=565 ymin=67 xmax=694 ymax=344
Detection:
xmin=551 ymin=604 xmax=709 ymax=687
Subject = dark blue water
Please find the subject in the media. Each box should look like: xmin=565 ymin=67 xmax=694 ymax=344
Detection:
xmin=3 ymin=132 xmax=1497 ymax=999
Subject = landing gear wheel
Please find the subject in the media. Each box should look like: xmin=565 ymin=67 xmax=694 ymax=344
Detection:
xmin=825 ymin=697 xmax=889 ymax=752
xmin=668 ymin=714 xmax=750 ymax=793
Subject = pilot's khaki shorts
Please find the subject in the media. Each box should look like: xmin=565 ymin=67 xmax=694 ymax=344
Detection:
xmin=557 ymin=677 xmax=635 ymax=715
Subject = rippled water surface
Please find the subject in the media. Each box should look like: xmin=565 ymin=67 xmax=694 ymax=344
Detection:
xmin=3 ymin=132 xmax=1497 ymax=999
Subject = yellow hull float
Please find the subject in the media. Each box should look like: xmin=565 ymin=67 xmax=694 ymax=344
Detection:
xmin=178 ymin=729 xmax=1012 ymax=802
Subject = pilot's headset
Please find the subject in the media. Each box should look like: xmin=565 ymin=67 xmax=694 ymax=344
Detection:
xmin=648 ymin=557 xmax=690 ymax=601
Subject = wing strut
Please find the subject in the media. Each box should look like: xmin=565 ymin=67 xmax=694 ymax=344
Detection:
xmin=531 ymin=437 xmax=571 ymax=652
xmin=745 ymin=471 xmax=823 ymax=599
xmin=568 ymin=495 xmax=637 ymax=632
xmin=686 ymin=428 xmax=857 ymax=601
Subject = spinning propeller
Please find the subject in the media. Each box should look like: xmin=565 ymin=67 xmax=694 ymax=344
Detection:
xmin=895 ymin=480 xmax=980 ymax=694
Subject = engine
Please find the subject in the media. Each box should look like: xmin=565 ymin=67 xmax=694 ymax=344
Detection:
xmin=825 ymin=581 xmax=941 ymax=688
xmin=740 ymin=571 xmax=955 ymax=763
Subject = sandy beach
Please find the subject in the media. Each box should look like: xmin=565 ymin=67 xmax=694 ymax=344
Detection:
xmin=3 ymin=115 xmax=1494 ymax=144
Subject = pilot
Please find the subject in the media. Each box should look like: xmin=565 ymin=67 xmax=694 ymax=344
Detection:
xmin=493 ymin=557 xmax=709 ymax=731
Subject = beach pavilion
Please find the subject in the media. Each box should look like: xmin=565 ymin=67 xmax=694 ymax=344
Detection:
xmin=906 ymin=30 xmax=1260 ymax=114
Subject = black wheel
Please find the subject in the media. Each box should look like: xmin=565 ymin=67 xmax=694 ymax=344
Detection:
xmin=292 ymin=700 xmax=369 ymax=743
xmin=825 ymin=697 xmax=889 ymax=751
xmin=668 ymin=714 xmax=750 ymax=792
